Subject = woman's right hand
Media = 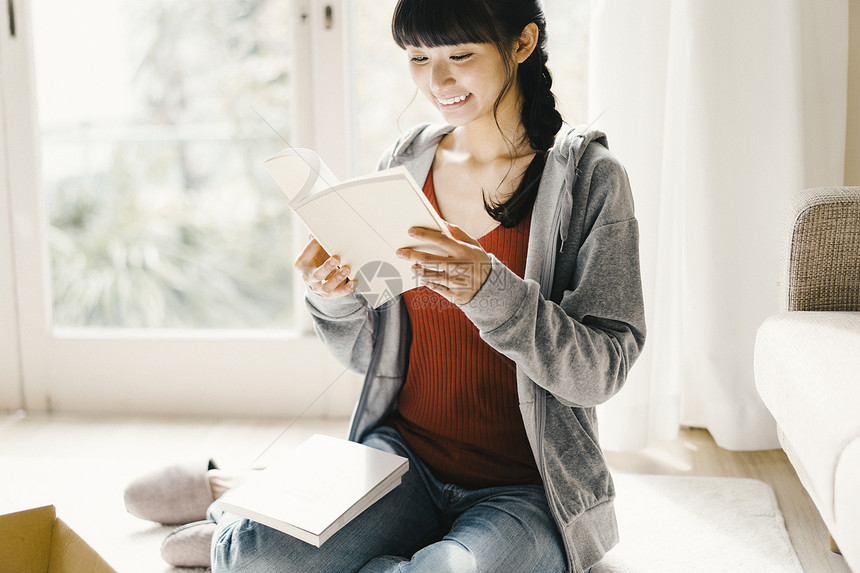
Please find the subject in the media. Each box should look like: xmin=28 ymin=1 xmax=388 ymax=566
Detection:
xmin=294 ymin=236 xmax=357 ymax=298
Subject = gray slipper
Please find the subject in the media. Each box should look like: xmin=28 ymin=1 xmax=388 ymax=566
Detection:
xmin=124 ymin=459 xmax=217 ymax=525
xmin=161 ymin=520 xmax=217 ymax=568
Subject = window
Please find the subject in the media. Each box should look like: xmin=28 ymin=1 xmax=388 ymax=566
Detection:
xmin=34 ymin=0 xmax=298 ymax=329
xmin=2 ymin=0 xmax=355 ymax=416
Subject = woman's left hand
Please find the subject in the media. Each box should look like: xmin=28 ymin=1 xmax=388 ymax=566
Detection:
xmin=396 ymin=222 xmax=492 ymax=305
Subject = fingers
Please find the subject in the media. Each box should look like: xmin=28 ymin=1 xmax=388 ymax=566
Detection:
xmin=408 ymin=223 xmax=479 ymax=246
xmin=396 ymin=246 xmax=446 ymax=267
xmin=311 ymin=256 xmax=343 ymax=282
xmin=396 ymin=225 xmax=477 ymax=267
xmin=407 ymin=226 xmax=453 ymax=246
xmin=294 ymin=236 xmax=328 ymax=274
xmin=294 ymin=236 xmax=357 ymax=298
xmin=293 ymin=237 xmax=341 ymax=283
xmin=442 ymin=221 xmax=481 ymax=247
xmin=308 ymin=258 xmax=356 ymax=297
xmin=411 ymin=262 xmax=479 ymax=288
xmin=398 ymin=226 xmax=491 ymax=305
xmin=317 ymin=263 xmax=352 ymax=293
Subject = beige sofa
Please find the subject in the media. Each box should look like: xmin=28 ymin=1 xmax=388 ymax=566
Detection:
xmin=755 ymin=186 xmax=860 ymax=572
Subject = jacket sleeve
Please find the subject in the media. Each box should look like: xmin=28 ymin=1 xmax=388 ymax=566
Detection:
xmin=459 ymin=150 xmax=646 ymax=408
xmin=305 ymin=290 xmax=375 ymax=374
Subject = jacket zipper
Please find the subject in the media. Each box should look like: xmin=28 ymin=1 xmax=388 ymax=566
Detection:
xmin=536 ymin=157 xmax=580 ymax=572
xmin=347 ymin=307 xmax=381 ymax=442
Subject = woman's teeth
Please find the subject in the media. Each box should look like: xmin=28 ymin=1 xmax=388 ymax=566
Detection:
xmin=438 ymin=94 xmax=468 ymax=106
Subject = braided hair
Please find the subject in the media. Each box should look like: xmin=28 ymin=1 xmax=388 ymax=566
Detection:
xmin=392 ymin=0 xmax=563 ymax=227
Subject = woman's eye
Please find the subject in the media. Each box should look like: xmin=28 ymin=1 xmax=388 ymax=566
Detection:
xmin=410 ymin=56 xmax=428 ymax=63
xmin=451 ymin=54 xmax=472 ymax=61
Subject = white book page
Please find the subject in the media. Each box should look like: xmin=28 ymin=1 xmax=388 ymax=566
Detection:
xmin=295 ymin=173 xmax=447 ymax=307
xmin=263 ymin=148 xmax=339 ymax=207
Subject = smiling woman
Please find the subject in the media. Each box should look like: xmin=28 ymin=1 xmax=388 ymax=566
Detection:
xmin=349 ymin=0 xmax=589 ymax=173
xmin=405 ymin=42 xmax=517 ymax=127
xmin=212 ymin=0 xmax=643 ymax=572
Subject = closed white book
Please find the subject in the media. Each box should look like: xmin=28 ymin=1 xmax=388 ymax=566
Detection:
xmin=263 ymin=148 xmax=450 ymax=308
xmin=215 ymin=434 xmax=409 ymax=547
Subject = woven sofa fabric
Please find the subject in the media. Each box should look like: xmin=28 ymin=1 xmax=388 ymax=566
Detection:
xmin=754 ymin=311 xmax=860 ymax=526
xmin=784 ymin=186 xmax=860 ymax=312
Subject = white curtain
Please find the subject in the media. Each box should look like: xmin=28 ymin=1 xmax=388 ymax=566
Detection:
xmin=589 ymin=0 xmax=849 ymax=451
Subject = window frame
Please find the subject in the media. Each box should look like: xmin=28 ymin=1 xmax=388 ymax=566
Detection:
xmin=0 ymin=0 xmax=363 ymax=416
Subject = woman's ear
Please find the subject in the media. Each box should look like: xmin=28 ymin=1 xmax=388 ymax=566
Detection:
xmin=514 ymin=22 xmax=539 ymax=64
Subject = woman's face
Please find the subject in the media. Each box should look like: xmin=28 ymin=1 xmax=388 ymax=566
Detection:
xmin=406 ymin=42 xmax=515 ymax=127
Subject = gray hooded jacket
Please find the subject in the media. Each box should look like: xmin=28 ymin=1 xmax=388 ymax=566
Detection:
xmin=305 ymin=123 xmax=646 ymax=572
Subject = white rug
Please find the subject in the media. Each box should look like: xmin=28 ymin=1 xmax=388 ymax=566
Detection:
xmin=595 ymin=474 xmax=803 ymax=573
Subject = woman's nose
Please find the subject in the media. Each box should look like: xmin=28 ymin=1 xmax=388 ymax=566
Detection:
xmin=430 ymin=61 xmax=454 ymax=91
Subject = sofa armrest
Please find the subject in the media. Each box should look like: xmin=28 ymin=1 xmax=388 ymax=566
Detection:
xmin=835 ymin=437 xmax=860 ymax=571
xmin=782 ymin=187 xmax=860 ymax=311
xmin=754 ymin=311 xmax=860 ymax=525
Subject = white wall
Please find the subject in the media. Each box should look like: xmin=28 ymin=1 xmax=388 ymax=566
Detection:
xmin=847 ymin=0 xmax=860 ymax=184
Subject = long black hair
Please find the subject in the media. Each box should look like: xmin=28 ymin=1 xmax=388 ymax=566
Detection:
xmin=392 ymin=0 xmax=563 ymax=228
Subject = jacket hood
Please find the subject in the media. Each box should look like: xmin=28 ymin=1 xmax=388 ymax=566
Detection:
xmin=544 ymin=126 xmax=609 ymax=250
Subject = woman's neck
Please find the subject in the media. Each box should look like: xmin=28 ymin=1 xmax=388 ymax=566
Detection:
xmin=445 ymin=100 xmax=533 ymax=165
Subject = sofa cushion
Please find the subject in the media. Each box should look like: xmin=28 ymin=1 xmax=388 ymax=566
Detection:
xmin=754 ymin=311 xmax=860 ymax=526
xmin=834 ymin=437 xmax=860 ymax=570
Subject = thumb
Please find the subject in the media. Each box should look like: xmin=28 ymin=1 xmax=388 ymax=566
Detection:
xmin=443 ymin=221 xmax=480 ymax=246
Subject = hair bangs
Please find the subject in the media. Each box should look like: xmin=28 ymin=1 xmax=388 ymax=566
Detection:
xmin=392 ymin=0 xmax=499 ymax=49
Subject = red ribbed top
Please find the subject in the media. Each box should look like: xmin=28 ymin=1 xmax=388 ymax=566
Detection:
xmin=389 ymin=170 xmax=541 ymax=489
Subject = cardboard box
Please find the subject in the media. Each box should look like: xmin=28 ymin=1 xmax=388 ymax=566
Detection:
xmin=0 ymin=505 xmax=116 ymax=573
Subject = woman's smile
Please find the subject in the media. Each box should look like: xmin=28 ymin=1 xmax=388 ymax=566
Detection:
xmin=436 ymin=93 xmax=471 ymax=107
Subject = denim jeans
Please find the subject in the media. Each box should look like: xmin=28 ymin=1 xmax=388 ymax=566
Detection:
xmin=210 ymin=425 xmax=568 ymax=573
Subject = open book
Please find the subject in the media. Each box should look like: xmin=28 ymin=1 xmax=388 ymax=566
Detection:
xmin=215 ymin=434 xmax=409 ymax=547
xmin=263 ymin=148 xmax=449 ymax=307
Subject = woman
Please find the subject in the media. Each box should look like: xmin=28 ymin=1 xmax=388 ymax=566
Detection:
xmin=214 ymin=1 xmax=645 ymax=571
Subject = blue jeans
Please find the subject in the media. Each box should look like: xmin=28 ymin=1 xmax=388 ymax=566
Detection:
xmin=210 ymin=425 xmax=567 ymax=572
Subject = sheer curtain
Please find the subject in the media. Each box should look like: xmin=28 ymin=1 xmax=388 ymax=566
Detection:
xmin=589 ymin=0 xmax=849 ymax=451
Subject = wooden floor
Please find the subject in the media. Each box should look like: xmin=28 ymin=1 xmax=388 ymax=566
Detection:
xmin=0 ymin=414 xmax=851 ymax=573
